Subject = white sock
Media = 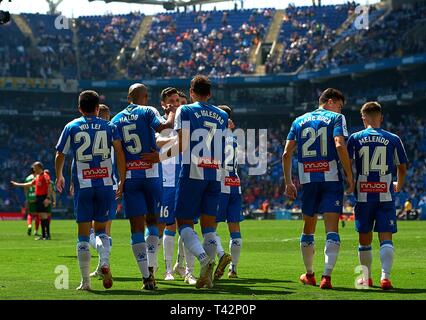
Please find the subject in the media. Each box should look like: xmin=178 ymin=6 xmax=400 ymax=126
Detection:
xmin=358 ymin=245 xmax=373 ymax=279
xmin=177 ymin=235 xmax=186 ymax=267
xmin=95 ymin=233 xmax=111 ymax=268
xmin=202 ymin=231 xmax=217 ymax=262
xmin=77 ymin=241 xmax=91 ymax=283
xmin=323 ymin=232 xmax=340 ymax=276
xmin=89 ymin=230 xmax=96 ymax=250
xmin=131 ymin=233 xmax=150 ymax=279
xmin=163 ymin=232 xmax=175 ymax=273
xmin=380 ymin=241 xmax=394 ymax=280
xmin=185 ymin=244 xmax=195 ymax=274
xmin=300 ymin=234 xmax=315 ymax=274
xmin=229 ymin=237 xmax=242 ymax=271
xmin=180 ymin=226 xmax=209 ymax=265
xmin=216 ymin=233 xmax=225 ymax=259
xmin=145 ymin=234 xmax=159 ymax=269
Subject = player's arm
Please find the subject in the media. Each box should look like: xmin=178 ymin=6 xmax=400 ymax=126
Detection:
xmin=10 ymin=180 xmax=33 ymax=188
xmin=55 ymin=151 xmax=66 ymax=193
xmin=156 ymin=107 xmax=176 ymax=132
xmin=334 ymin=135 xmax=354 ymax=194
xmin=112 ymin=139 xmax=126 ymax=200
xmin=282 ymin=139 xmax=297 ymax=200
xmin=394 ymin=163 xmax=407 ymax=193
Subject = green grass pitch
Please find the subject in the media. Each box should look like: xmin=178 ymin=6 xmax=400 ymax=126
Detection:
xmin=1 ymin=219 xmax=426 ymax=300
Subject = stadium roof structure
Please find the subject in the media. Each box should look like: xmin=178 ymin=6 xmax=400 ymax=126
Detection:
xmin=90 ymin=0 xmax=234 ymax=7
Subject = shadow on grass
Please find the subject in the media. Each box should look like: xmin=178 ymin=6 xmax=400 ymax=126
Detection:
xmin=89 ymin=277 xmax=295 ymax=297
xmin=58 ymin=255 xmax=98 ymax=259
xmin=332 ymin=286 xmax=426 ymax=294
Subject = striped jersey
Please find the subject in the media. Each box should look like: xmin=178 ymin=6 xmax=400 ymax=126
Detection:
xmin=111 ymin=104 xmax=162 ymax=180
xmin=347 ymin=127 xmax=408 ymax=202
xmin=56 ymin=116 xmax=120 ymax=190
xmin=159 ymin=128 xmax=182 ymax=188
xmin=174 ymin=102 xmax=229 ymax=181
xmin=221 ymin=134 xmax=241 ymax=194
xmin=287 ymin=107 xmax=349 ymax=184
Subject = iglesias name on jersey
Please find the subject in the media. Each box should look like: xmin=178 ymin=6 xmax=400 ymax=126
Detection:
xmin=111 ymin=104 xmax=162 ymax=180
xmin=287 ymin=108 xmax=348 ymax=184
xmin=174 ymin=102 xmax=229 ymax=181
xmin=56 ymin=116 xmax=120 ymax=190
xmin=347 ymin=127 xmax=408 ymax=202
xmin=221 ymin=134 xmax=241 ymax=194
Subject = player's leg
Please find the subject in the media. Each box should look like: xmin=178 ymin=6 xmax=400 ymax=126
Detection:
xmin=175 ymin=178 xmax=211 ymax=288
xmin=354 ymin=202 xmax=374 ymax=287
xmin=319 ymin=182 xmax=344 ymax=289
xmin=214 ymin=193 xmax=228 ymax=264
xmin=227 ymin=222 xmax=242 ymax=278
xmin=75 ymin=188 xmax=95 ymax=291
xmin=143 ymin=178 xmax=163 ymax=287
xmin=46 ymin=207 xmax=52 ymax=239
xmin=183 ymin=218 xmax=198 ymax=285
xmin=376 ymin=202 xmax=397 ymax=290
xmin=173 ymin=221 xmax=187 ymax=277
xmin=299 ymin=183 xmax=318 ymax=285
xmin=164 ymin=223 xmax=177 ymax=280
xmin=124 ymin=179 xmax=152 ymax=290
xmin=34 ymin=213 xmax=40 ymax=236
xmin=26 ymin=207 xmax=32 ymax=236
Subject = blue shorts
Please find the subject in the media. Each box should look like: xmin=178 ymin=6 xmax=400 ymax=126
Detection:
xmin=160 ymin=187 xmax=176 ymax=225
xmin=301 ymin=181 xmax=343 ymax=217
xmin=74 ymin=186 xmax=113 ymax=223
xmin=217 ymin=192 xmax=244 ymax=223
xmin=355 ymin=201 xmax=397 ymax=233
xmin=109 ymin=195 xmax=118 ymax=220
xmin=175 ymin=178 xmax=221 ymax=220
xmin=123 ymin=178 xmax=162 ymax=219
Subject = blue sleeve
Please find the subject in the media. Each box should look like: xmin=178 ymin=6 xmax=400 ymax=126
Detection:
xmin=109 ymin=123 xmax=121 ymax=142
xmin=287 ymin=121 xmax=297 ymax=141
xmin=333 ymin=114 xmax=349 ymax=138
xmin=347 ymin=134 xmax=355 ymax=159
xmin=56 ymin=124 xmax=71 ymax=154
xmin=146 ymin=108 xmax=161 ymax=131
xmin=394 ymin=136 xmax=408 ymax=165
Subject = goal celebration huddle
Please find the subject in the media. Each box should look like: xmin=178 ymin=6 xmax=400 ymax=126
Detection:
xmin=52 ymin=75 xmax=407 ymax=292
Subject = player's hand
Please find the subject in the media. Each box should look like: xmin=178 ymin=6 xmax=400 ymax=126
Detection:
xmin=393 ymin=181 xmax=402 ymax=193
xmin=116 ymin=181 xmax=124 ymax=200
xmin=165 ymin=103 xmax=177 ymax=114
xmin=140 ymin=148 xmax=160 ymax=163
xmin=345 ymin=178 xmax=355 ymax=195
xmin=10 ymin=181 xmax=18 ymax=187
xmin=43 ymin=198 xmax=51 ymax=207
xmin=228 ymin=119 xmax=235 ymax=130
xmin=56 ymin=176 xmax=65 ymax=194
xmin=69 ymin=183 xmax=74 ymax=197
xmin=284 ymin=183 xmax=297 ymax=200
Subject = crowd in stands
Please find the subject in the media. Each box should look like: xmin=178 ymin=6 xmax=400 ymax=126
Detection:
xmin=78 ymin=13 xmax=143 ymax=80
xmin=125 ymin=9 xmax=272 ymax=79
xmin=311 ymin=2 xmax=426 ymax=70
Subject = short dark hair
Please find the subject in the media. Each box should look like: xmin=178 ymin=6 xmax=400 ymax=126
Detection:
xmin=79 ymin=90 xmax=100 ymax=113
xmin=361 ymin=101 xmax=382 ymax=116
xmin=98 ymin=104 xmax=110 ymax=120
xmin=191 ymin=75 xmax=211 ymax=97
xmin=319 ymin=88 xmax=345 ymax=106
xmin=218 ymin=105 xmax=232 ymax=118
xmin=32 ymin=161 xmax=43 ymax=170
xmin=160 ymin=87 xmax=179 ymax=101
xmin=178 ymin=91 xmax=188 ymax=100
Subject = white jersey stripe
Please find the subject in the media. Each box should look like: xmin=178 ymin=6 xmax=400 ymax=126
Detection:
xmin=380 ymin=174 xmax=393 ymax=202
xmin=323 ymin=160 xmax=339 ymax=182
xmin=77 ymin=162 xmax=92 ymax=189
xmin=357 ymin=175 xmax=368 ymax=202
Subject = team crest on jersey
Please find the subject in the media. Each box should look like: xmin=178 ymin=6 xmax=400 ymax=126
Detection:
xmin=126 ymin=160 xmax=153 ymax=170
xmin=225 ymin=177 xmax=241 ymax=187
xmin=303 ymin=161 xmax=330 ymax=173
xmin=198 ymin=157 xmax=220 ymax=169
xmin=360 ymin=182 xmax=387 ymax=193
xmin=82 ymin=167 xmax=109 ymax=180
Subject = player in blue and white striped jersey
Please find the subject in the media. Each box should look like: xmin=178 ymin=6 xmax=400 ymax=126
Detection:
xmin=111 ymin=83 xmax=176 ymax=290
xmin=55 ymin=91 xmax=127 ymax=291
xmin=347 ymin=102 xmax=407 ymax=290
xmin=283 ymin=88 xmax=354 ymax=289
xmin=213 ymin=105 xmax=243 ymax=281
xmin=174 ymin=76 xmax=229 ymax=289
